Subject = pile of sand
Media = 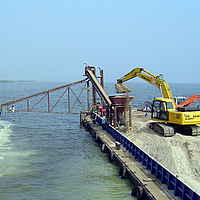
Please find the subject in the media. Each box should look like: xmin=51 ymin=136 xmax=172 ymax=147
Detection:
xmin=124 ymin=112 xmax=200 ymax=193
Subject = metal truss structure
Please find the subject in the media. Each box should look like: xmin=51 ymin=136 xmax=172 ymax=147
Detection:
xmin=1 ymin=78 xmax=90 ymax=114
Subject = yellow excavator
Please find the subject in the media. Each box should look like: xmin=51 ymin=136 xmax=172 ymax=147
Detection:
xmin=116 ymin=67 xmax=200 ymax=136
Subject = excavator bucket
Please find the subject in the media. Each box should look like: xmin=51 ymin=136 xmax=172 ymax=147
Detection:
xmin=115 ymin=83 xmax=131 ymax=93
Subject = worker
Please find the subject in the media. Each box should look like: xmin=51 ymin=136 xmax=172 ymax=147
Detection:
xmin=93 ymin=112 xmax=97 ymax=124
xmin=9 ymin=105 xmax=15 ymax=112
xmin=143 ymin=106 xmax=151 ymax=115
xmin=102 ymin=115 xmax=106 ymax=130
xmin=12 ymin=105 xmax=15 ymax=112
xmin=9 ymin=105 xmax=15 ymax=121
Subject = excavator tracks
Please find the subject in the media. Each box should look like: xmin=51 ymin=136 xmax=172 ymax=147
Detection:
xmin=191 ymin=125 xmax=200 ymax=136
xmin=180 ymin=125 xmax=200 ymax=136
xmin=149 ymin=122 xmax=175 ymax=137
xmin=149 ymin=122 xmax=200 ymax=136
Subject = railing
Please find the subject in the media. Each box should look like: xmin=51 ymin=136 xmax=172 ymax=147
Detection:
xmin=95 ymin=114 xmax=200 ymax=200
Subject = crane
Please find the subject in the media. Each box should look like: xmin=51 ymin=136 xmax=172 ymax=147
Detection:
xmin=116 ymin=67 xmax=200 ymax=136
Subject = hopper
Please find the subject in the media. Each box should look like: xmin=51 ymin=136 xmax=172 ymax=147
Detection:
xmin=109 ymin=95 xmax=133 ymax=117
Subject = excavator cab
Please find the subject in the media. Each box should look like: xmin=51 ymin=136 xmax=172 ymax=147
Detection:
xmin=151 ymin=98 xmax=175 ymax=122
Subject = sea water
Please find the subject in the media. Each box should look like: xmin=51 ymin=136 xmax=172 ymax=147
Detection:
xmin=0 ymin=81 xmax=199 ymax=200
xmin=0 ymin=82 xmax=135 ymax=200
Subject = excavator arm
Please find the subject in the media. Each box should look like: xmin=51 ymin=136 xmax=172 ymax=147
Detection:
xmin=177 ymin=95 xmax=200 ymax=107
xmin=116 ymin=67 xmax=174 ymax=101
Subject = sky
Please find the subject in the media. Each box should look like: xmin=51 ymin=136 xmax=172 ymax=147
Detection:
xmin=0 ymin=0 xmax=200 ymax=83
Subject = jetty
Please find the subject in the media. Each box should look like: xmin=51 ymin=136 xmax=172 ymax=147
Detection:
xmin=81 ymin=66 xmax=200 ymax=200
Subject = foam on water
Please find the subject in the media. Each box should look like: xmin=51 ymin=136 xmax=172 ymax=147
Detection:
xmin=0 ymin=120 xmax=13 ymax=176
xmin=0 ymin=120 xmax=38 ymax=178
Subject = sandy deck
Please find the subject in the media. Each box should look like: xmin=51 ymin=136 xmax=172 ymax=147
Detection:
xmin=123 ymin=111 xmax=200 ymax=193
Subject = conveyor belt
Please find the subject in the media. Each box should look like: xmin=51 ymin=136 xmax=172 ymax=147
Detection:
xmin=85 ymin=69 xmax=112 ymax=106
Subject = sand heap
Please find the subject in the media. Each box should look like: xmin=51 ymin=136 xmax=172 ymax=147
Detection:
xmin=124 ymin=112 xmax=200 ymax=194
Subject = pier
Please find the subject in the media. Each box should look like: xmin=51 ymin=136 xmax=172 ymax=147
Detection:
xmin=81 ymin=111 xmax=200 ymax=200
xmin=82 ymin=114 xmax=171 ymax=199
xmin=81 ymin=66 xmax=200 ymax=200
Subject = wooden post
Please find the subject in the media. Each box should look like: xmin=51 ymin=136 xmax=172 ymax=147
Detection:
xmin=129 ymin=104 xmax=132 ymax=128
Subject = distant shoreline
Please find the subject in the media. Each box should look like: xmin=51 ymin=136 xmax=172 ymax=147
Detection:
xmin=0 ymin=80 xmax=36 ymax=83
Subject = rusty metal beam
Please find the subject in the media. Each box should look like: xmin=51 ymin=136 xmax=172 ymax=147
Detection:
xmin=1 ymin=78 xmax=87 ymax=108
xmin=87 ymin=80 xmax=90 ymax=111
xmin=69 ymin=84 xmax=87 ymax=113
xmin=68 ymin=87 xmax=70 ymax=113
xmin=0 ymin=78 xmax=89 ymax=115
xmin=27 ymin=99 xmax=29 ymax=111
xmin=47 ymin=91 xmax=50 ymax=112
xmin=29 ymin=93 xmax=48 ymax=111
xmin=15 ymin=110 xmax=80 ymax=114
xmin=50 ymin=88 xmax=68 ymax=112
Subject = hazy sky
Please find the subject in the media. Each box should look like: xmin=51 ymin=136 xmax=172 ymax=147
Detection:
xmin=1 ymin=1 xmax=200 ymax=83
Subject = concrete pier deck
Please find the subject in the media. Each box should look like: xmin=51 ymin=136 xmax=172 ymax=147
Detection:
xmin=82 ymin=114 xmax=181 ymax=200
